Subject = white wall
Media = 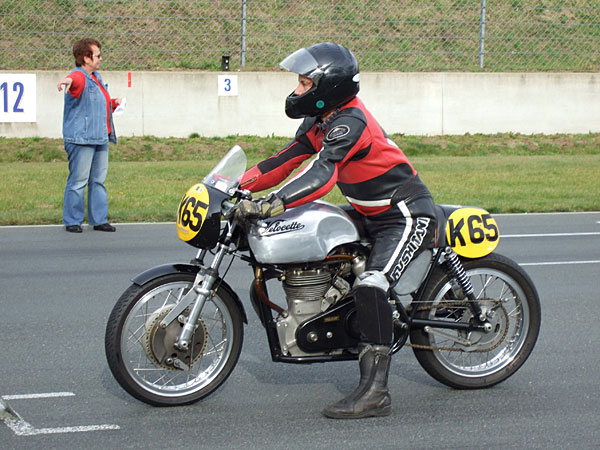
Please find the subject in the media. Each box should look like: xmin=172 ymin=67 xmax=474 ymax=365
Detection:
xmin=1 ymin=71 xmax=599 ymax=139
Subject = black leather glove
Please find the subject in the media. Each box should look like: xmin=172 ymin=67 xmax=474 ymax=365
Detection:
xmin=234 ymin=194 xmax=285 ymax=222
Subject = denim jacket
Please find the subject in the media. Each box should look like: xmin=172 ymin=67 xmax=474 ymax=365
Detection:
xmin=62 ymin=67 xmax=117 ymax=145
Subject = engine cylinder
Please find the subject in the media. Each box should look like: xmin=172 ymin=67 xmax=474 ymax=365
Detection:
xmin=283 ymin=268 xmax=331 ymax=303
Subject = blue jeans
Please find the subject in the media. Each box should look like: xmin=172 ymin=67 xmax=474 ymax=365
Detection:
xmin=63 ymin=142 xmax=109 ymax=226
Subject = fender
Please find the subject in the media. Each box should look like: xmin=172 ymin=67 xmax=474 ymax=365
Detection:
xmin=132 ymin=263 xmax=248 ymax=324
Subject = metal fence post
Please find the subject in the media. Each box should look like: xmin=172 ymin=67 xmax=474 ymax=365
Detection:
xmin=478 ymin=0 xmax=486 ymax=69
xmin=240 ymin=0 xmax=247 ymax=67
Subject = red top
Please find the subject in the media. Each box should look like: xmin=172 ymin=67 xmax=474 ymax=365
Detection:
xmin=67 ymin=70 xmax=117 ymax=135
xmin=240 ymin=97 xmax=422 ymax=216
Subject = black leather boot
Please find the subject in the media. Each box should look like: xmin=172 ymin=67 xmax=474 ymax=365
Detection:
xmin=322 ymin=344 xmax=392 ymax=419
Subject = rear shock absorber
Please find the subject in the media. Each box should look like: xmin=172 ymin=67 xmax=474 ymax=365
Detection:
xmin=444 ymin=247 xmax=486 ymax=321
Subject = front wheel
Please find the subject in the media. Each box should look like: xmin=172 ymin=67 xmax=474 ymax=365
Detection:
xmin=409 ymin=253 xmax=541 ymax=389
xmin=105 ymin=273 xmax=244 ymax=406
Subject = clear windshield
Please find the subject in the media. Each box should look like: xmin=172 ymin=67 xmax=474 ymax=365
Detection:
xmin=203 ymin=145 xmax=247 ymax=193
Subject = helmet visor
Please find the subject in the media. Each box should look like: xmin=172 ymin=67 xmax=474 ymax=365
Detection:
xmin=279 ymin=48 xmax=324 ymax=85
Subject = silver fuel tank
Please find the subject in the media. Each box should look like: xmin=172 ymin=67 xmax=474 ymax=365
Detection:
xmin=247 ymin=201 xmax=360 ymax=264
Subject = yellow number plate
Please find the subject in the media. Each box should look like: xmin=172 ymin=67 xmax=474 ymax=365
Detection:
xmin=445 ymin=207 xmax=499 ymax=258
xmin=176 ymin=183 xmax=210 ymax=242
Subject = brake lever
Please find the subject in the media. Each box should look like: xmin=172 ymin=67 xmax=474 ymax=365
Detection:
xmin=223 ymin=187 xmax=253 ymax=220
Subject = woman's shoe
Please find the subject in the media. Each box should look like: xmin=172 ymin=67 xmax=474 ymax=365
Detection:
xmin=93 ymin=223 xmax=116 ymax=232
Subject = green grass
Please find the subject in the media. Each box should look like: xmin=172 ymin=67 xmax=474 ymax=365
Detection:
xmin=2 ymin=133 xmax=599 ymax=163
xmin=0 ymin=134 xmax=598 ymax=225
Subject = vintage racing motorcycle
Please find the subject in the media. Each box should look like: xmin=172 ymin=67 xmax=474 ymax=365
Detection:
xmin=105 ymin=145 xmax=541 ymax=406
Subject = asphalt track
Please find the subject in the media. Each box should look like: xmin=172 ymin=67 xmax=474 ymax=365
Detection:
xmin=1 ymin=212 xmax=599 ymax=449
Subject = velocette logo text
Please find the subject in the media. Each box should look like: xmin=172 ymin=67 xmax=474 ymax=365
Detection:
xmin=263 ymin=220 xmax=305 ymax=235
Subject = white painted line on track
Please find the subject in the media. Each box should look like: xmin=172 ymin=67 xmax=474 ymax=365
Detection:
xmin=504 ymin=232 xmax=600 ymax=238
xmin=4 ymin=418 xmax=120 ymax=436
xmin=1 ymin=392 xmax=120 ymax=436
xmin=0 ymin=222 xmax=174 ymax=229
xmin=2 ymin=392 xmax=75 ymax=400
xmin=501 ymin=232 xmax=599 ymax=265
xmin=520 ymin=260 xmax=600 ymax=266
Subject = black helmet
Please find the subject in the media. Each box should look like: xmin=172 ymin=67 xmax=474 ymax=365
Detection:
xmin=280 ymin=42 xmax=360 ymax=119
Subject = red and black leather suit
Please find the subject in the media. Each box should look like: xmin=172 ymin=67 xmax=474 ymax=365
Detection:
xmin=240 ymin=96 xmax=437 ymax=345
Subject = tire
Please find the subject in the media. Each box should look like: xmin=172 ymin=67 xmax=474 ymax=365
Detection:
xmin=105 ymin=273 xmax=244 ymax=406
xmin=409 ymin=253 xmax=540 ymax=389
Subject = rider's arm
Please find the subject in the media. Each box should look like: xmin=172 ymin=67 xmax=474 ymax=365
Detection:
xmin=239 ymin=118 xmax=319 ymax=192
xmin=239 ymin=136 xmax=316 ymax=192
xmin=274 ymin=114 xmax=369 ymax=208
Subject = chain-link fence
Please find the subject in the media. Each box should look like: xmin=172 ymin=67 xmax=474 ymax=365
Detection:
xmin=1 ymin=1 xmax=599 ymax=72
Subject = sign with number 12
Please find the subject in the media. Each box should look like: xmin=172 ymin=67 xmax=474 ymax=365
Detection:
xmin=0 ymin=74 xmax=36 ymax=122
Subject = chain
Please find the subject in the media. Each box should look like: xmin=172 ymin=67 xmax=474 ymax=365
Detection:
xmin=404 ymin=299 xmax=510 ymax=353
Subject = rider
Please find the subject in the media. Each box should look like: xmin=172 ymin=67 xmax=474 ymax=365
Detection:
xmin=236 ymin=42 xmax=437 ymax=419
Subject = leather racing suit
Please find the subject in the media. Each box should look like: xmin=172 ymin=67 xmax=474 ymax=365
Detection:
xmin=240 ymin=96 xmax=437 ymax=345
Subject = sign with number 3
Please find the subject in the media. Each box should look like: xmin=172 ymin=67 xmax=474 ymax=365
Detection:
xmin=217 ymin=75 xmax=238 ymax=96
xmin=0 ymin=74 xmax=36 ymax=122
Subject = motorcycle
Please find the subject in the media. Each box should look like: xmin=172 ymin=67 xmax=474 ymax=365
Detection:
xmin=105 ymin=145 xmax=541 ymax=406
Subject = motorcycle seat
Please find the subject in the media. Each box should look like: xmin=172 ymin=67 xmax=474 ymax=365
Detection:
xmin=432 ymin=204 xmax=459 ymax=249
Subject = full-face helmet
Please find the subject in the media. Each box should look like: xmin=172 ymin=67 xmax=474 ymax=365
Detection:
xmin=279 ymin=42 xmax=360 ymax=119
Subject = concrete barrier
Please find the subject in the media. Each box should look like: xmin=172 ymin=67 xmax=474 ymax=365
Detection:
xmin=1 ymin=71 xmax=599 ymax=139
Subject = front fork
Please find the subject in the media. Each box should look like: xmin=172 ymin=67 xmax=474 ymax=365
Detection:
xmin=175 ymin=224 xmax=234 ymax=351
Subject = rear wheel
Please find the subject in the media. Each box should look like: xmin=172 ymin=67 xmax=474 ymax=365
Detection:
xmin=409 ymin=253 xmax=540 ymax=389
xmin=105 ymin=273 xmax=244 ymax=406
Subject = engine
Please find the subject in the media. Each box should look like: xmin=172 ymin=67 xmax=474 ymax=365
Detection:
xmin=275 ymin=252 xmax=366 ymax=357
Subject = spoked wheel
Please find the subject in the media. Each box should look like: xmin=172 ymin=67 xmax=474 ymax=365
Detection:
xmin=105 ymin=273 xmax=244 ymax=406
xmin=409 ymin=253 xmax=540 ymax=389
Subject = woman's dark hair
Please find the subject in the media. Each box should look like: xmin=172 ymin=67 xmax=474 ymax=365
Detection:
xmin=73 ymin=38 xmax=101 ymax=67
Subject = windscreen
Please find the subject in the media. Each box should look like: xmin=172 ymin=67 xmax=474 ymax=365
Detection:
xmin=203 ymin=145 xmax=247 ymax=193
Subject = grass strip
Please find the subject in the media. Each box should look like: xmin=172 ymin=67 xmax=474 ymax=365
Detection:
xmin=1 ymin=152 xmax=598 ymax=225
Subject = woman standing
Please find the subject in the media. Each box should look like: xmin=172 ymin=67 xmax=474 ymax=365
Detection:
xmin=57 ymin=38 xmax=120 ymax=233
